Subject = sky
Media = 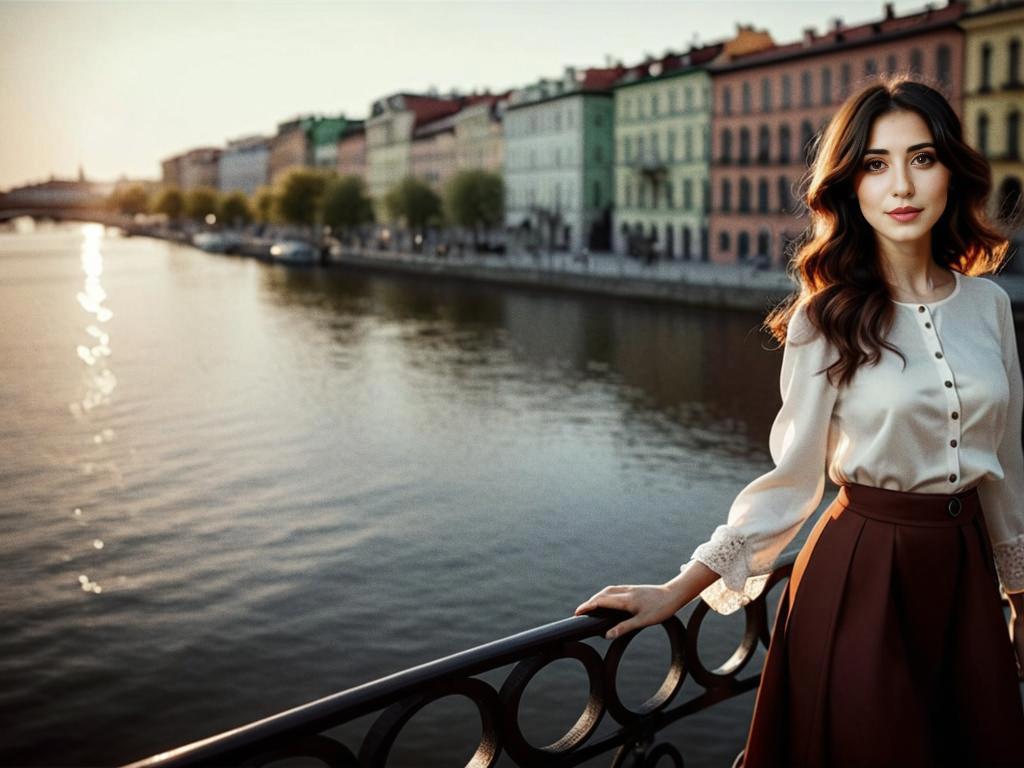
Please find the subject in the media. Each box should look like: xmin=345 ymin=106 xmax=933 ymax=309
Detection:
xmin=0 ymin=0 xmax=933 ymax=191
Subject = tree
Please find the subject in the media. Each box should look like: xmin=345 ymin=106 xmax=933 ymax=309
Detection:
xmin=276 ymin=168 xmax=334 ymax=231
xmin=442 ymin=169 xmax=504 ymax=248
xmin=220 ymin=192 xmax=253 ymax=228
xmin=108 ymin=184 xmax=150 ymax=216
xmin=154 ymin=187 xmax=185 ymax=221
xmin=185 ymin=187 xmax=221 ymax=223
xmin=385 ymin=176 xmax=442 ymax=232
xmin=321 ymin=175 xmax=374 ymax=237
xmin=252 ymin=186 xmax=277 ymax=225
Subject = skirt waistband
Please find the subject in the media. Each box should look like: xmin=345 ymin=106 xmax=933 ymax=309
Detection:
xmin=837 ymin=481 xmax=982 ymax=526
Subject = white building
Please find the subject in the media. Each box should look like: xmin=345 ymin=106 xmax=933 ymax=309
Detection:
xmin=219 ymin=135 xmax=271 ymax=196
xmin=504 ymin=66 xmax=622 ymax=253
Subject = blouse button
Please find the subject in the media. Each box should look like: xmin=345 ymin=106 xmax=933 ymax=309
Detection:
xmin=951 ymin=411 xmax=959 ymax=419
xmin=925 ymin=322 xmax=932 ymax=328
xmin=945 ymin=380 xmax=953 ymax=387
xmin=950 ymin=439 xmax=958 ymax=447
xmin=949 ymin=473 xmax=957 ymax=482
xmin=918 ymin=306 xmax=926 ymax=312
xmin=935 ymin=351 xmax=943 ymax=359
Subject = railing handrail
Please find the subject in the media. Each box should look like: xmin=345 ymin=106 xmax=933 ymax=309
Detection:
xmin=121 ymin=551 xmax=802 ymax=768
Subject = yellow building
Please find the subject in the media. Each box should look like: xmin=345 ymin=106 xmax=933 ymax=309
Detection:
xmin=961 ymin=0 xmax=1023 ymax=256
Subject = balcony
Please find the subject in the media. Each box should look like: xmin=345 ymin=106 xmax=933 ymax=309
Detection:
xmin=628 ymin=151 xmax=668 ymax=178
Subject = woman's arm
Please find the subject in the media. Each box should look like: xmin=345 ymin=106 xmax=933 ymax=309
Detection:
xmin=573 ymin=560 xmax=722 ymax=639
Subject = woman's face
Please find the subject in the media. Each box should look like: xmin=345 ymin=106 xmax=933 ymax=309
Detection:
xmin=853 ymin=109 xmax=951 ymax=248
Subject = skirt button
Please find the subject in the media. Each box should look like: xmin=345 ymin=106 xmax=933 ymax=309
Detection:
xmin=947 ymin=498 xmax=962 ymax=517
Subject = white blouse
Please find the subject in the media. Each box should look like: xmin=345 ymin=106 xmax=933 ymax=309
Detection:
xmin=686 ymin=270 xmax=1024 ymax=615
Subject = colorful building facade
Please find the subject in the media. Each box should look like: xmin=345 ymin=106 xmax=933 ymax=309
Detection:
xmin=504 ymin=66 xmax=624 ymax=252
xmin=962 ymin=0 xmax=1023 ymax=261
xmin=707 ymin=1 xmax=965 ymax=266
xmin=612 ymin=43 xmax=725 ymax=260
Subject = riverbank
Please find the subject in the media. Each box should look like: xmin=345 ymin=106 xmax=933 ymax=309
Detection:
xmin=126 ymin=224 xmax=1024 ymax=317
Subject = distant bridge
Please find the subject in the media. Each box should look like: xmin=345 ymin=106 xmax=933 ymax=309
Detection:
xmin=0 ymin=206 xmax=129 ymax=226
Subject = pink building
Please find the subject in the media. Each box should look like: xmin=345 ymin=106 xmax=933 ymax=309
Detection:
xmin=337 ymin=126 xmax=367 ymax=181
xmin=708 ymin=1 xmax=965 ymax=266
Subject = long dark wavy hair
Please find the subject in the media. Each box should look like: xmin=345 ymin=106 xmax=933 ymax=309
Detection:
xmin=765 ymin=74 xmax=1011 ymax=388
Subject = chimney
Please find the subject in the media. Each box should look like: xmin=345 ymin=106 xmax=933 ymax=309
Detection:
xmin=884 ymin=2 xmax=895 ymax=19
xmin=803 ymin=26 xmax=816 ymax=46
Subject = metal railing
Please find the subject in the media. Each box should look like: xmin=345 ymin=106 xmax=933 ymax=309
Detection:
xmin=121 ymin=553 xmax=798 ymax=768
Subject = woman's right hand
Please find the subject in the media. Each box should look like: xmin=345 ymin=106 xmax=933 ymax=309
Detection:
xmin=572 ymin=560 xmax=723 ymax=640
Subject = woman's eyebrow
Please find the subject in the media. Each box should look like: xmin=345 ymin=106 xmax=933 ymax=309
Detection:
xmin=863 ymin=142 xmax=936 ymax=154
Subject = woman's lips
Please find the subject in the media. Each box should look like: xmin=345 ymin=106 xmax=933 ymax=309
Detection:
xmin=887 ymin=209 xmax=922 ymax=222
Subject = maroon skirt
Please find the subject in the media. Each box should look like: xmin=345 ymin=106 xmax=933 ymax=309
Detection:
xmin=738 ymin=481 xmax=1024 ymax=768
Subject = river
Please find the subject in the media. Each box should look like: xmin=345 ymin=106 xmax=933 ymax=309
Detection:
xmin=1 ymin=220 xmax=825 ymax=767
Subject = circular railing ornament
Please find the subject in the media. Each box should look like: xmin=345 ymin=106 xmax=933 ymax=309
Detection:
xmin=497 ymin=640 xmax=606 ymax=766
xmin=359 ymin=677 xmax=501 ymax=768
xmin=602 ymin=615 xmax=688 ymax=724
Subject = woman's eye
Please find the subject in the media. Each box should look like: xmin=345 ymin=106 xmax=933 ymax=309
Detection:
xmin=864 ymin=159 xmax=885 ymax=171
xmin=913 ymin=153 xmax=935 ymax=165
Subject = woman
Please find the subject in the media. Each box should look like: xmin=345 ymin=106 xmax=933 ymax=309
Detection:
xmin=574 ymin=75 xmax=1024 ymax=767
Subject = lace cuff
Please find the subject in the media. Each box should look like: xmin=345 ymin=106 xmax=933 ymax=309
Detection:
xmin=684 ymin=524 xmax=770 ymax=615
xmin=993 ymin=533 xmax=1024 ymax=594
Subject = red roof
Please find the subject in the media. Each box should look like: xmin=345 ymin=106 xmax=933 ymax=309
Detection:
xmin=399 ymin=95 xmax=464 ymax=128
xmin=721 ymin=1 xmax=965 ymax=70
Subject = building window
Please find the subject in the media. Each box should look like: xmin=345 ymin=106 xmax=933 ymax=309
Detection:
xmin=685 ymin=126 xmax=693 ymax=160
xmin=937 ymin=45 xmax=951 ymax=88
xmin=758 ymin=178 xmax=769 ymax=212
xmin=742 ymin=81 xmax=752 ymax=114
xmin=758 ymin=125 xmax=771 ymax=163
xmin=1009 ymin=111 xmax=1021 ymax=159
xmin=978 ymin=112 xmax=990 ymax=155
xmin=639 ymin=181 xmax=648 ymax=209
xmin=981 ymin=43 xmax=993 ymax=91
xmin=669 ymin=89 xmax=678 ymax=113
xmin=739 ymin=127 xmax=751 ymax=165
xmin=779 ymin=124 xmax=792 ymax=164
xmin=665 ymin=180 xmax=674 ymax=208
xmin=1010 ymin=38 xmax=1021 ymax=85
xmin=651 ymin=132 xmax=660 ymax=160
xmin=626 ymin=180 xmax=634 ymax=208
xmin=738 ymin=231 xmax=750 ymax=259
xmin=685 ymin=85 xmax=694 ymax=111
xmin=722 ymin=179 xmax=733 ymax=212
xmin=739 ymin=178 xmax=751 ymax=212
xmin=757 ymin=230 xmax=771 ymax=259
xmin=801 ymin=70 xmax=812 ymax=106
xmin=721 ymin=129 xmax=733 ymax=163
xmin=778 ymin=176 xmax=792 ymax=213
xmin=720 ymin=231 xmax=731 ymax=253
xmin=683 ymin=177 xmax=693 ymax=209
xmin=821 ymin=67 xmax=832 ymax=105
xmin=782 ymin=74 xmax=792 ymax=108
xmin=886 ymin=54 xmax=897 ymax=75
xmin=668 ymin=130 xmax=677 ymax=161
xmin=723 ymin=86 xmax=733 ymax=115
xmin=762 ymin=77 xmax=772 ymax=111
xmin=801 ymin=120 xmax=816 ymax=164
xmin=910 ymin=48 xmax=923 ymax=75
xmin=624 ymin=136 xmax=633 ymax=162
xmin=840 ymin=62 xmax=852 ymax=95
xmin=865 ymin=58 xmax=878 ymax=77
xmin=651 ymin=92 xmax=659 ymax=116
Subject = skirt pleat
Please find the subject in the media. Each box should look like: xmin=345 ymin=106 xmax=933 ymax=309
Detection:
xmin=738 ymin=481 xmax=1024 ymax=768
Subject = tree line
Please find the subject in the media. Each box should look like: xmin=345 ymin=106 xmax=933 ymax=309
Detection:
xmin=108 ymin=168 xmax=504 ymax=245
